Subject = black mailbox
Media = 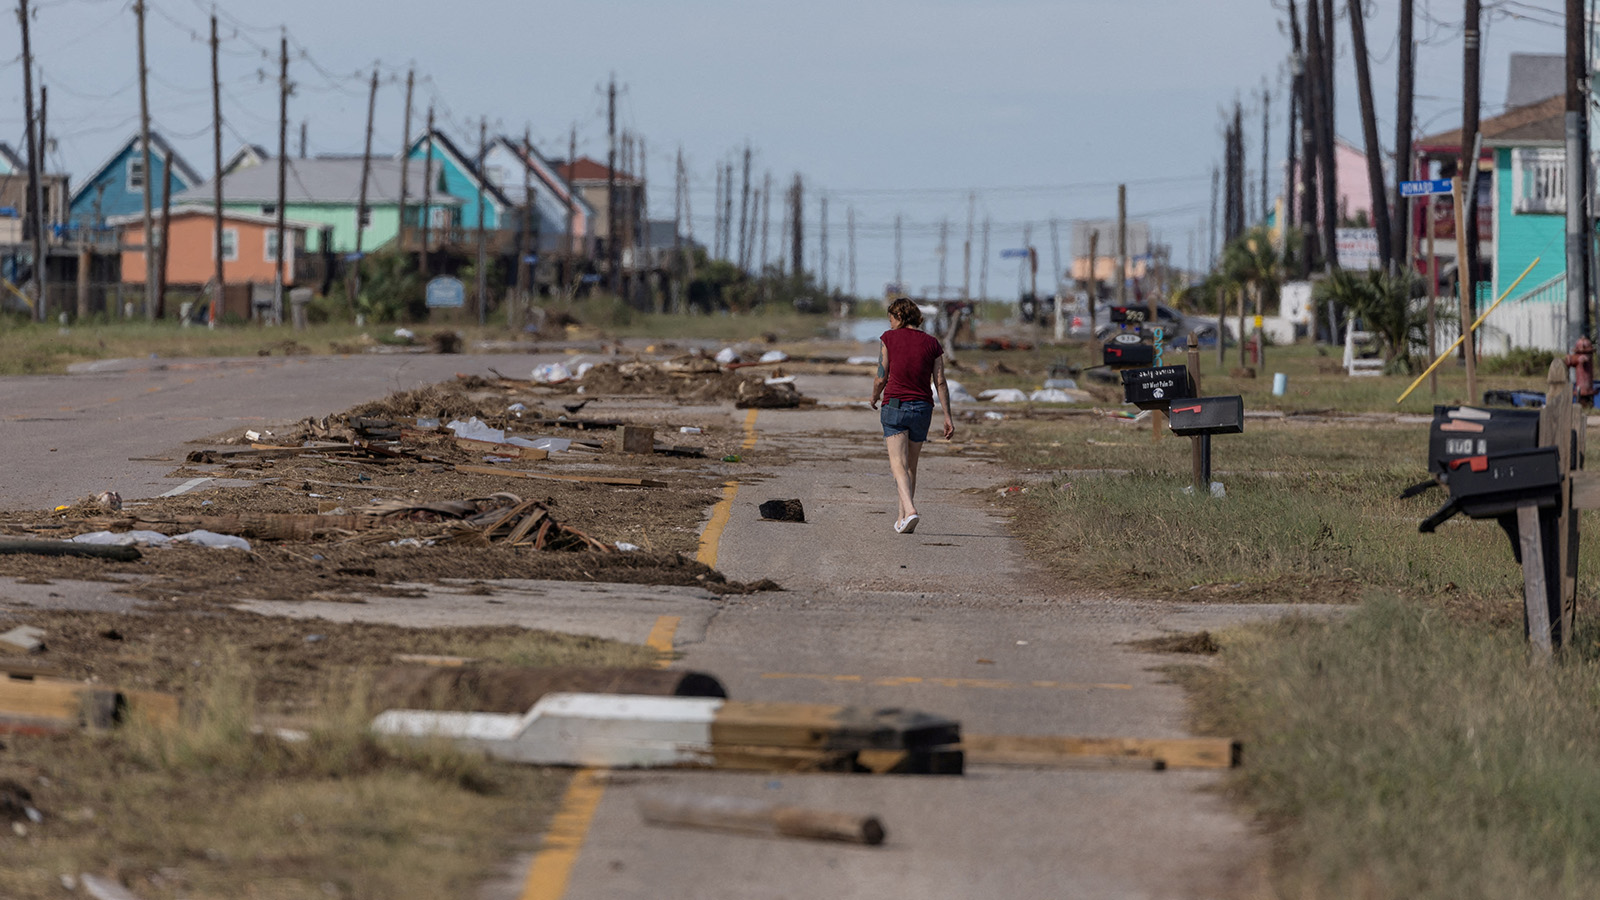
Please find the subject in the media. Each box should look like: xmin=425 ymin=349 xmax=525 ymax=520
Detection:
xmin=1168 ymin=396 xmax=1244 ymax=436
xmin=1427 ymin=406 xmax=1541 ymax=475
xmin=1120 ymin=365 xmax=1193 ymax=410
xmin=1103 ymin=333 xmax=1154 ymax=367
xmin=1443 ymin=446 xmax=1562 ymax=518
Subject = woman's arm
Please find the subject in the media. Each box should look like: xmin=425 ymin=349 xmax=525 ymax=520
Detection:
xmin=933 ymin=356 xmax=955 ymax=439
xmin=871 ymin=341 xmax=888 ymax=410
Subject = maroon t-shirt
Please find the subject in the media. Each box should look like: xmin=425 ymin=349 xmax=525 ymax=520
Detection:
xmin=880 ymin=328 xmax=943 ymax=403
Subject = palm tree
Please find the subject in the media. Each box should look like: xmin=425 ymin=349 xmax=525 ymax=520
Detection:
xmin=1219 ymin=226 xmax=1287 ymax=365
xmin=1314 ymin=268 xmax=1430 ymax=370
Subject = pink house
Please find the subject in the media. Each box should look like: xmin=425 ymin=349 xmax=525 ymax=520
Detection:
xmin=1289 ymin=136 xmax=1376 ymax=227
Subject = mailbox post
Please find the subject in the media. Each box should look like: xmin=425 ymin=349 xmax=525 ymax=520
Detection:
xmin=1187 ymin=333 xmax=1208 ymax=492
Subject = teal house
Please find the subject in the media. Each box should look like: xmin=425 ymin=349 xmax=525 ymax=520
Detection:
xmin=68 ymin=133 xmax=202 ymax=228
xmin=403 ymin=129 xmax=512 ymax=233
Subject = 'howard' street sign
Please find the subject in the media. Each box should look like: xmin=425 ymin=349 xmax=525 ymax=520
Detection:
xmin=1399 ymin=178 xmax=1453 ymax=197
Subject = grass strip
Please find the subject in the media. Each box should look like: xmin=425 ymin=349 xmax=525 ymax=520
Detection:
xmin=1182 ymin=596 xmax=1600 ymax=900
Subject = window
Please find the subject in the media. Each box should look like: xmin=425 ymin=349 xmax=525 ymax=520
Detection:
xmin=260 ymin=205 xmax=276 ymax=216
xmin=1513 ymin=148 xmax=1566 ymax=215
xmin=265 ymin=230 xmax=280 ymax=262
xmin=217 ymin=228 xmax=238 ymax=262
xmin=359 ymin=209 xmax=372 ymax=228
xmin=127 ymin=158 xmax=145 ymax=191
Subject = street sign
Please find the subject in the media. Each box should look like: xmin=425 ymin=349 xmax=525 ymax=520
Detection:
xmin=999 ymin=249 xmax=1031 ymax=259
xmin=1400 ymin=178 xmax=1453 ymax=197
xmin=425 ymin=276 xmax=465 ymax=309
xmin=1335 ymin=228 xmax=1380 ymax=270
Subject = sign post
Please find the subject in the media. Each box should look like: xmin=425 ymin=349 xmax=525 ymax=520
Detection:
xmin=426 ymin=276 xmax=466 ymax=310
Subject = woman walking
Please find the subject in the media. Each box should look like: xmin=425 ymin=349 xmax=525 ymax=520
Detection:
xmin=870 ymin=298 xmax=955 ymax=534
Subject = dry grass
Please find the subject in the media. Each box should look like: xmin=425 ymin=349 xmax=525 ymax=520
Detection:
xmin=0 ymin=634 xmax=641 ymax=899
xmin=1177 ymin=597 xmax=1600 ymax=900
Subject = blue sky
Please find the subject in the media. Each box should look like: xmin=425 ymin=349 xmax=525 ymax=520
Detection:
xmin=0 ymin=0 xmax=1570 ymax=298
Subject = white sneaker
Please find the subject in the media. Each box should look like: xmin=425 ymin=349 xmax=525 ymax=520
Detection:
xmin=900 ymin=514 xmax=920 ymax=534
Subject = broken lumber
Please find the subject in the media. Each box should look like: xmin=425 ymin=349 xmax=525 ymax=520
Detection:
xmin=454 ymin=437 xmax=550 ymax=461
xmin=454 ymin=464 xmax=666 ymax=488
xmin=0 ymin=538 xmax=140 ymax=562
xmin=369 ymin=666 xmax=727 ymax=714
xmin=0 ymin=676 xmax=121 ymax=733
xmin=960 ymin=734 xmax=1239 ymax=769
xmin=132 ymin=513 xmax=378 ymax=541
xmin=639 ymin=793 xmax=885 ymax=845
xmin=372 ymin=693 xmax=963 ymax=774
xmin=0 ymin=626 xmax=47 ymax=654
xmin=618 ymin=425 xmax=655 ymax=455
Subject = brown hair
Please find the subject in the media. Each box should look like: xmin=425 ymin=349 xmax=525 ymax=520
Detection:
xmin=887 ymin=297 xmax=923 ymax=328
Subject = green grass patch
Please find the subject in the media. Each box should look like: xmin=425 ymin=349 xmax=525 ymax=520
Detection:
xmin=1184 ymin=596 xmax=1600 ymax=900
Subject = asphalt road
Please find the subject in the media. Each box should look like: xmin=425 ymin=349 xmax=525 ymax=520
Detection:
xmin=0 ymin=353 xmax=1318 ymax=899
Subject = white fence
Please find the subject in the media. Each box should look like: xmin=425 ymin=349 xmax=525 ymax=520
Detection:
xmin=1411 ymin=274 xmax=1568 ymax=357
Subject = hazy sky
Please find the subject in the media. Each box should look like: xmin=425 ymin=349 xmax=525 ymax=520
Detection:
xmin=0 ymin=0 xmax=1569 ymax=299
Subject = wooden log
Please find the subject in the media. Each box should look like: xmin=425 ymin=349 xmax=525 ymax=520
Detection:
xmin=1518 ymin=503 xmax=1555 ymax=659
xmin=453 ymin=437 xmax=550 ymax=460
xmin=638 ymin=793 xmax=886 ymax=845
xmin=960 ymin=734 xmax=1240 ymax=769
xmin=453 ymin=464 xmax=666 ymax=488
xmin=133 ymin=513 xmax=375 ymax=541
xmin=0 ymin=539 xmax=140 ymax=562
xmin=618 ymin=425 xmax=655 ymax=455
xmin=1539 ymin=358 xmax=1577 ymax=647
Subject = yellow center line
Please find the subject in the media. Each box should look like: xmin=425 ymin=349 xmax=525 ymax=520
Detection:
xmin=696 ymin=481 xmax=739 ymax=568
xmin=517 ymin=768 xmax=606 ymax=900
xmin=740 ymin=409 xmax=759 ymax=450
xmin=760 ymin=672 xmax=1133 ymax=691
xmin=646 ymin=615 xmax=681 ymax=669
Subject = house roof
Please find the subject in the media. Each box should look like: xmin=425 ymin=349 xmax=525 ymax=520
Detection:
xmin=69 ymin=132 xmax=204 ymax=207
xmin=223 ymin=144 xmax=270 ymax=175
xmin=1506 ymin=53 xmax=1566 ymax=110
xmin=488 ymin=136 xmax=597 ymax=217
xmin=172 ymin=157 xmax=460 ymax=206
xmin=555 ymin=156 xmax=637 ymax=184
xmin=106 ymin=204 xmax=321 ymax=230
xmin=0 ymin=143 xmax=23 ymax=175
xmin=1418 ymin=94 xmax=1565 ymax=150
xmin=403 ymin=129 xmax=514 ymax=211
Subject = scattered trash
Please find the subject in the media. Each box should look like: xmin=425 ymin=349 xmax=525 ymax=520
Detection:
xmin=722 ymin=455 xmax=742 ymax=463
xmin=944 ymin=380 xmax=977 ymax=403
xmin=615 ymin=542 xmax=641 ymax=552
xmin=759 ymin=499 xmax=806 ymax=523
xmin=1016 ymin=640 xmax=1029 ymax=646
xmin=244 ymin=430 xmax=263 ymax=441
xmin=1271 ymin=372 xmax=1288 ymax=396
xmin=679 ymin=426 xmax=703 ymax=434
xmin=764 ymin=375 xmax=797 ymax=386
xmin=996 ymin=486 xmax=1027 ymax=497
xmin=93 ymin=491 xmax=122 ymax=511
xmin=1180 ymin=482 xmax=1228 ymax=499
xmin=304 ymin=634 xmax=325 ymax=644
xmin=1042 ymin=378 xmax=1078 ymax=390
xmin=714 ymin=347 xmax=740 ymax=365
xmin=978 ymin=389 xmax=1028 ymax=403
xmin=532 ymin=362 xmax=574 ymax=383
xmin=170 ymin=530 xmax=253 ymax=551
xmin=846 ymin=355 xmax=878 ymax=366
xmin=507 ymin=402 xmax=528 ymax=412
xmin=984 ymin=411 xmax=1005 ymax=421
xmin=0 ymin=626 xmax=46 ymax=654
xmin=393 ymin=327 xmax=416 ymax=341
xmin=70 ymin=530 xmax=172 ymax=546
xmin=638 ymin=793 xmax=885 ymax=846
xmin=574 ymin=362 xmax=595 ymax=380
xmin=1027 ymin=388 xmax=1076 ymax=404
xmin=758 ymin=350 xmax=789 ymax=364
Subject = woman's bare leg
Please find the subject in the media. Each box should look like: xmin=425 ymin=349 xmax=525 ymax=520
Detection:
xmin=886 ymin=433 xmax=916 ymax=521
xmin=905 ymin=438 xmax=924 ymax=509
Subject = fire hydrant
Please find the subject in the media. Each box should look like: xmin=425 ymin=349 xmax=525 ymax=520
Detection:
xmin=1567 ymin=337 xmax=1596 ymax=407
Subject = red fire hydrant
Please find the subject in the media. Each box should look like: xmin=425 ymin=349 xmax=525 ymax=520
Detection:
xmin=1568 ymin=337 xmax=1596 ymax=407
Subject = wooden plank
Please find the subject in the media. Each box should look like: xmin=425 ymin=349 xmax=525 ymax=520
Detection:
xmin=453 ymin=437 xmax=550 ymax=461
xmin=0 ymin=677 xmax=121 ymax=727
xmin=1518 ymin=503 xmax=1554 ymax=659
xmin=453 ymin=464 xmax=666 ymax=488
xmin=710 ymin=702 xmax=959 ymax=752
xmin=1570 ymin=471 xmax=1600 ymax=510
xmin=124 ymin=689 xmax=180 ymax=727
xmin=0 ymin=539 xmax=140 ymax=562
xmin=1540 ymin=358 xmax=1577 ymax=647
xmin=0 ymin=658 xmax=62 ymax=679
xmin=619 ymin=425 xmax=655 ymax=455
xmin=960 ymin=734 xmax=1240 ymax=769
xmin=0 ymin=626 xmax=47 ymax=653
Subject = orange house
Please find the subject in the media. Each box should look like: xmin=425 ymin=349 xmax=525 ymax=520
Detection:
xmin=111 ymin=205 xmax=313 ymax=285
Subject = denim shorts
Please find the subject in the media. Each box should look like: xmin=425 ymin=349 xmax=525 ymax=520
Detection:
xmin=881 ymin=399 xmax=934 ymax=442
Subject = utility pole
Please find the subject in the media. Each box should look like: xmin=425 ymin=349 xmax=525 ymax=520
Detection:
xmin=1260 ymin=84 xmax=1270 ymax=224
xmin=1287 ymin=0 xmax=1302 ymax=233
xmin=937 ymin=218 xmax=948 ymax=297
xmin=19 ymin=0 xmax=43 ymax=321
xmin=820 ymin=194 xmax=829 ymax=292
xmin=134 ymin=0 xmax=155 ymax=319
xmin=1460 ymin=0 xmax=1481 ymax=360
xmin=964 ymin=191 xmax=975 ymax=300
xmin=398 ymin=68 xmax=413 ymax=264
xmin=712 ymin=165 xmax=723 ymax=260
xmin=157 ymin=155 xmax=171 ymax=319
xmin=1565 ymin=0 xmax=1590 ymax=343
xmin=1209 ymin=165 xmax=1219 ymax=268
xmin=1086 ymin=230 xmax=1099 ymax=338
xmin=299 ymin=120 xmax=306 ymax=159
xmin=564 ymin=126 xmax=575 ymax=280
xmin=848 ymin=207 xmax=857 ymax=297
xmin=1348 ymin=0 xmax=1392 ymax=269
xmin=640 ymin=136 xmax=653 ymax=311
xmin=419 ymin=107 xmax=433 ymax=277
xmin=722 ymin=162 xmax=733 ymax=262
xmin=1116 ymin=184 xmax=1127 ymax=306
xmin=979 ymin=217 xmax=990 ymax=301
xmin=1294 ymin=0 xmax=1319 ymax=274
xmin=1392 ymin=0 xmax=1415 ymax=274
xmin=476 ymin=117 xmax=488 ymax=326
xmin=210 ymin=14 xmax=223 ymax=327
xmin=1049 ymin=218 xmax=1063 ymax=299
xmin=273 ymin=32 xmax=287 ymax=324
xmin=738 ymin=144 xmax=751 ymax=272
xmin=673 ymin=147 xmax=684 ymax=310
xmin=760 ymin=172 xmax=772 ymax=278
xmin=790 ymin=174 xmax=803 ymax=285
xmin=349 ymin=66 xmax=377 ymax=309
xmin=894 ymin=214 xmax=903 ymax=287
xmin=1317 ymin=0 xmax=1339 ymax=268
xmin=607 ymin=75 xmax=619 ymax=294
xmin=517 ymin=128 xmax=533 ymax=306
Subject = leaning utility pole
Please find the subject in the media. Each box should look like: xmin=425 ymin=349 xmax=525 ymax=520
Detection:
xmin=819 ymin=194 xmax=829 ymax=292
xmin=134 ymin=0 xmax=155 ymax=319
xmin=964 ymin=191 xmax=975 ymax=300
xmin=1260 ymin=84 xmax=1270 ymax=224
xmin=1116 ymin=184 xmax=1128 ymax=305
xmin=894 ymin=214 xmax=903 ymax=287
xmin=848 ymin=207 xmax=857 ymax=297
xmin=1317 ymin=0 xmax=1339 ymax=268
xmin=1348 ymin=0 xmax=1392 ymax=269
xmin=419 ymin=107 xmax=433 ymax=277
xmin=273 ymin=33 xmax=287 ymax=323
xmin=737 ymin=144 xmax=751 ymax=272
xmin=607 ymin=75 xmax=620 ymax=294
xmin=18 ymin=0 xmax=44 ymax=320
xmin=790 ymin=174 xmax=803 ymax=284
xmin=476 ymin=117 xmax=488 ymax=326
xmin=398 ymin=68 xmax=414 ymax=263
xmin=1565 ymin=0 xmax=1590 ymax=343
xmin=979 ymin=217 xmax=990 ymax=301
xmin=210 ymin=14 xmax=223 ymax=327
xmin=350 ymin=66 xmax=378 ymax=308
xmin=1392 ymin=0 xmax=1415 ymax=274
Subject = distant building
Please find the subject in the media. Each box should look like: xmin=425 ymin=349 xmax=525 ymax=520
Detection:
xmin=1069 ymin=219 xmax=1151 ymax=284
xmin=554 ymin=156 xmax=644 ymax=257
xmin=109 ymin=205 xmax=313 ymax=287
xmin=67 ymin=133 xmax=203 ymax=229
xmin=478 ymin=136 xmax=595 ymax=255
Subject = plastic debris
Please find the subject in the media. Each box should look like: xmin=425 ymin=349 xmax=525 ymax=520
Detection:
xmin=1028 ymin=388 xmax=1075 ymax=403
xmin=171 ymin=530 xmax=252 ymax=551
xmin=846 ymin=355 xmax=878 ymax=366
xmin=722 ymin=454 xmax=742 ymax=463
xmin=714 ymin=347 xmax=740 ymax=364
xmin=944 ymin=379 xmax=977 ymax=403
xmin=574 ymin=362 xmax=595 ymax=380
xmin=978 ymin=388 xmax=1029 ymax=403
xmin=984 ymin=411 xmax=1005 ymax=420
xmin=679 ymin=426 xmax=703 ymax=434
xmin=615 ymin=542 xmax=641 ymax=552
xmin=764 ymin=375 xmax=797 ymax=386
xmin=759 ymin=350 xmax=789 ymax=363
xmin=532 ymin=362 xmax=574 ymax=383
xmin=1042 ymin=378 xmax=1078 ymax=390
xmin=70 ymin=530 xmax=171 ymax=546
xmin=393 ymin=328 xmax=415 ymax=341
xmin=507 ymin=402 xmax=528 ymax=412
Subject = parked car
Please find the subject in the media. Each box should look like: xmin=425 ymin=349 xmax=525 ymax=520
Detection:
xmin=1088 ymin=303 xmax=1230 ymax=344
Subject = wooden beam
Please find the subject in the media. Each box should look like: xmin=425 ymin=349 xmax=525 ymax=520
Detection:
xmin=1518 ymin=503 xmax=1554 ymax=659
xmin=453 ymin=437 xmax=550 ymax=461
xmin=0 ymin=677 xmax=121 ymax=728
xmin=960 ymin=734 xmax=1240 ymax=769
xmin=453 ymin=464 xmax=666 ymax=488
